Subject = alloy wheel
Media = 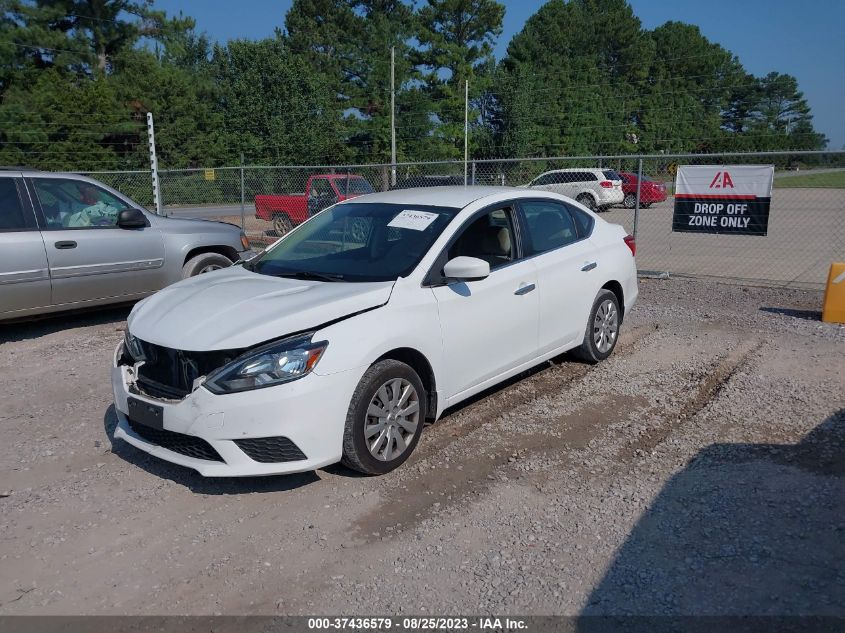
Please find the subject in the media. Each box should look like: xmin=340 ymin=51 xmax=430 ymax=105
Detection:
xmin=593 ymin=299 xmax=619 ymax=353
xmin=364 ymin=378 xmax=420 ymax=462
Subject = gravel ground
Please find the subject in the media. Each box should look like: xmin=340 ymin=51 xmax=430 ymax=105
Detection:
xmin=0 ymin=277 xmax=843 ymax=616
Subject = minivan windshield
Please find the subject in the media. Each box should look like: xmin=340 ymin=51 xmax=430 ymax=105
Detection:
xmin=250 ymin=202 xmax=459 ymax=282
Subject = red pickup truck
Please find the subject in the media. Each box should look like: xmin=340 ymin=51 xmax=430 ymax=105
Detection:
xmin=255 ymin=174 xmax=375 ymax=235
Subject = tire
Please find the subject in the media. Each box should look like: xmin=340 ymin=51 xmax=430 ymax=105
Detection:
xmin=272 ymin=213 xmax=293 ymax=236
xmin=623 ymin=193 xmax=637 ymax=209
xmin=341 ymin=359 xmax=426 ymax=475
xmin=576 ymin=193 xmax=597 ymax=212
xmin=181 ymin=252 xmax=232 ymax=278
xmin=574 ymin=289 xmax=621 ymax=364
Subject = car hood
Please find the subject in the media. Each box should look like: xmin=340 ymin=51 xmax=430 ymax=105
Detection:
xmin=127 ymin=265 xmax=394 ymax=351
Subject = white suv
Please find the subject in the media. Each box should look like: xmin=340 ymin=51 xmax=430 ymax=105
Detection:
xmin=527 ymin=168 xmax=624 ymax=212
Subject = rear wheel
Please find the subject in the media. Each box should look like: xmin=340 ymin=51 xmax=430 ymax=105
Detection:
xmin=574 ymin=289 xmax=621 ymax=364
xmin=181 ymin=252 xmax=232 ymax=278
xmin=576 ymin=193 xmax=596 ymax=212
xmin=342 ymin=360 xmax=426 ymax=475
xmin=623 ymin=193 xmax=637 ymax=208
xmin=272 ymin=213 xmax=293 ymax=236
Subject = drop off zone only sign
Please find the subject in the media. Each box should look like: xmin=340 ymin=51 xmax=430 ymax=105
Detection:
xmin=672 ymin=165 xmax=774 ymax=236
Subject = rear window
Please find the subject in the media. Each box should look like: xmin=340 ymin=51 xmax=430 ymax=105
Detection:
xmin=335 ymin=177 xmax=374 ymax=195
xmin=602 ymin=170 xmax=621 ymax=181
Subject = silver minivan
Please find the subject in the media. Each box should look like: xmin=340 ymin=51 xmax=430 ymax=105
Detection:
xmin=0 ymin=168 xmax=251 ymax=321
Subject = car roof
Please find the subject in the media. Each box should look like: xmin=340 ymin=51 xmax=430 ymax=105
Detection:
xmin=343 ymin=185 xmax=521 ymax=208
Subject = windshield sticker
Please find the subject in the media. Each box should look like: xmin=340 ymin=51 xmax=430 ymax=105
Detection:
xmin=388 ymin=210 xmax=439 ymax=231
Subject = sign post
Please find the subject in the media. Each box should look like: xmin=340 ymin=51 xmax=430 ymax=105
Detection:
xmin=672 ymin=165 xmax=774 ymax=236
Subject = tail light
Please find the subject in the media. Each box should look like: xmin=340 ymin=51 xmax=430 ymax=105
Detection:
xmin=600 ymin=181 xmax=613 ymax=188
xmin=624 ymin=234 xmax=636 ymax=256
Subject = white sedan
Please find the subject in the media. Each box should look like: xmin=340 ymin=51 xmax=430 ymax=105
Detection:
xmin=112 ymin=187 xmax=638 ymax=476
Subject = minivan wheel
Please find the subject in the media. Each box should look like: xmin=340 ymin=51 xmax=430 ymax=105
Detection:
xmin=182 ymin=252 xmax=233 ymax=278
xmin=574 ymin=289 xmax=621 ymax=364
xmin=342 ymin=359 xmax=426 ymax=475
xmin=576 ymin=193 xmax=596 ymax=211
xmin=623 ymin=193 xmax=637 ymax=208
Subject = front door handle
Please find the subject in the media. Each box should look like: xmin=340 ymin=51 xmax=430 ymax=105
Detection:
xmin=581 ymin=261 xmax=597 ymax=272
xmin=55 ymin=240 xmax=77 ymax=250
xmin=514 ymin=282 xmax=536 ymax=296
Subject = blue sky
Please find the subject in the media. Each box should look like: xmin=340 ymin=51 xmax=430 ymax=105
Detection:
xmin=153 ymin=0 xmax=845 ymax=149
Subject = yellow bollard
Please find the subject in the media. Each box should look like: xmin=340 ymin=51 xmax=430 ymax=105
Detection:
xmin=821 ymin=263 xmax=845 ymax=324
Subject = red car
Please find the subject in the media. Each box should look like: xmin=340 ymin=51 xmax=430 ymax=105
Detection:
xmin=255 ymin=174 xmax=374 ymax=235
xmin=618 ymin=172 xmax=668 ymax=208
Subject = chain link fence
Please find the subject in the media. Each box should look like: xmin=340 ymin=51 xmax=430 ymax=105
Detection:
xmin=85 ymin=150 xmax=845 ymax=289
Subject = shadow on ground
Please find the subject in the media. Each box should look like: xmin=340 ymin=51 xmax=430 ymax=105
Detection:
xmin=0 ymin=305 xmax=132 ymax=344
xmin=581 ymin=409 xmax=844 ymax=622
xmin=759 ymin=307 xmax=822 ymax=321
xmin=102 ymin=404 xmax=325 ymax=494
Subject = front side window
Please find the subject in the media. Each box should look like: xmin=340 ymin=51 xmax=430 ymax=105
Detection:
xmin=251 ymin=202 xmax=458 ymax=282
xmin=447 ymin=207 xmax=516 ymax=270
xmin=32 ymin=178 xmax=124 ymax=229
xmin=521 ymin=200 xmax=579 ymax=254
xmin=0 ymin=178 xmax=28 ymax=230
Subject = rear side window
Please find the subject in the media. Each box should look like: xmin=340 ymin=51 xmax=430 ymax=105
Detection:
xmin=520 ymin=200 xmax=579 ymax=254
xmin=0 ymin=178 xmax=29 ymax=230
xmin=567 ymin=204 xmax=595 ymax=238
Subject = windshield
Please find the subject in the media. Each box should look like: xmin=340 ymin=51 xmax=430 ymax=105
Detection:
xmin=335 ymin=177 xmax=375 ymax=195
xmin=250 ymin=202 xmax=459 ymax=282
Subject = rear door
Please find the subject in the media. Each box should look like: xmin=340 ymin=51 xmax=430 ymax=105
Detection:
xmin=28 ymin=176 xmax=166 ymax=306
xmin=518 ymin=198 xmax=600 ymax=353
xmin=0 ymin=173 xmax=52 ymax=316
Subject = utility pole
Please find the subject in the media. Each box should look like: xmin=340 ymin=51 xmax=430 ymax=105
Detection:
xmin=146 ymin=112 xmax=163 ymax=215
xmin=464 ymin=79 xmax=469 ymax=186
xmin=390 ymin=46 xmax=397 ymax=187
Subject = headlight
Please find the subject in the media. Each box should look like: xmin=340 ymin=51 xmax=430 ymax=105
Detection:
xmin=124 ymin=330 xmax=147 ymax=362
xmin=204 ymin=333 xmax=327 ymax=394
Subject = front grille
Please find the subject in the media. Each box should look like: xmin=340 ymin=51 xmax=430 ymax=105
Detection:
xmin=130 ymin=340 xmax=240 ymax=400
xmin=127 ymin=419 xmax=224 ymax=462
xmin=234 ymin=436 xmax=307 ymax=463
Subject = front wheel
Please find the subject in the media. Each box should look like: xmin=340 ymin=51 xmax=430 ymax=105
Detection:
xmin=181 ymin=252 xmax=232 ymax=278
xmin=341 ymin=360 xmax=426 ymax=475
xmin=623 ymin=193 xmax=637 ymax=208
xmin=574 ymin=289 xmax=621 ymax=364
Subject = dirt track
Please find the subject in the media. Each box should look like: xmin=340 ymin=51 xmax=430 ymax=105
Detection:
xmin=0 ymin=277 xmax=843 ymax=615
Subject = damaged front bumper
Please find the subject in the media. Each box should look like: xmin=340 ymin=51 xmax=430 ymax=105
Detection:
xmin=111 ymin=342 xmax=360 ymax=477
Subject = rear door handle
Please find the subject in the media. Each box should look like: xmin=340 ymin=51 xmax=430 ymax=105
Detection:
xmin=54 ymin=240 xmax=77 ymax=250
xmin=514 ymin=282 xmax=536 ymax=296
xmin=581 ymin=261 xmax=597 ymax=272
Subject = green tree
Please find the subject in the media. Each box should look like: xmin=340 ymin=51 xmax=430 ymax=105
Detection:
xmin=212 ymin=37 xmax=346 ymax=165
xmin=415 ymin=0 xmax=505 ymax=158
xmin=496 ymin=0 xmax=651 ymax=157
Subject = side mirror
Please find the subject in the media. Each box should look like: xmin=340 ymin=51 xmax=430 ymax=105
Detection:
xmin=443 ymin=256 xmax=490 ymax=282
xmin=117 ymin=208 xmax=148 ymax=229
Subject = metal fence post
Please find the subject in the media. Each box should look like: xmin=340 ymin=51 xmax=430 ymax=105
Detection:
xmin=146 ymin=112 xmax=163 ymax=215
xmin=471 ymin=161 xmax=476 ymax=185
xmin=633 ymin=158 xmax=643 ymax=239
xmin=239 ymin=153 xmax=245 ymax=231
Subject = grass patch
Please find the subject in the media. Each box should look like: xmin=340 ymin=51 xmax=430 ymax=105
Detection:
xmin=774 ymin=170 xmax=845 ymax=188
